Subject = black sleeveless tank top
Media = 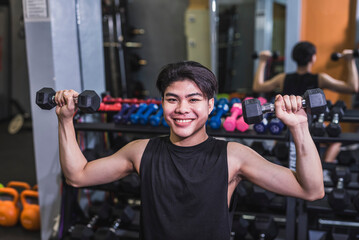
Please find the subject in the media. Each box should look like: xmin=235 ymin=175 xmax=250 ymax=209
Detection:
xmin=282 ymin=72 xmax=319 ymax=96
xmin=139 ymin=136 xmax=230 ymax=240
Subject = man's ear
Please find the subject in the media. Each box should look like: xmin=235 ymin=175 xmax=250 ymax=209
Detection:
xmin=208 ymin=98 xmax=215 ymax=115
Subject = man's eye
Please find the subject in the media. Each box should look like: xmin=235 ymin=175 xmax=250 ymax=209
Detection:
xmin=190 ymin=99 xmax=200 ymax=102
xmin=167 ymin=98 xmax=177 ymax=102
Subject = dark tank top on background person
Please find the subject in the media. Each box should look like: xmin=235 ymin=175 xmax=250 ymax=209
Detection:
xmin=139 ymin=136 xmax=230 ymax=240
xmin=282 ymin=72 xmax=319 ymax=96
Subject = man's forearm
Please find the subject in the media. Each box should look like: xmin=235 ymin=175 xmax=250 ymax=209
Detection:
xmin=347 ymin=59 xmax=359 ymax=92
xmin=290 ymin=124 xmax=324 ymax=200
xmin=253 ymin=61 xmax=267 ymax=91
xmin=58 ymin=119 xmax=88 ymax=185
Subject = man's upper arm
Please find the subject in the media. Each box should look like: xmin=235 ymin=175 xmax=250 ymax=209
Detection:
xmin=76 ymin=139 xmax=149 ymax=187
xmin=228 ymin=142 xmax=306 ymax=199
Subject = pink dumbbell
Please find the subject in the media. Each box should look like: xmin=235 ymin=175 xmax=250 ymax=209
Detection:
xmin=223 ymin=103 xmax=242 ymax=132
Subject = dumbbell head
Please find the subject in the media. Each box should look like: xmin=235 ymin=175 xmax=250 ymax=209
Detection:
xmin=242 ymin=98 xmax=264 ymax=124
xmin=36 ymin=87 xmax=56 ymax=110
xmin=249 ymin=215 xmax=278 ymax=240
xmin=302 ymin=88 xmax=327 ymax=115
xmin=332 ymin=166 xmax=351 ymax=186
xmin=77 ymin=90 xmax=101 ymax=113
xmin=331 ymin=52 xmax=342 ymax=61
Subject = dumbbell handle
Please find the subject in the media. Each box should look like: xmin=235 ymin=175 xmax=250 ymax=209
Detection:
xmin=261 ymin=99 xmax=306 ymax=114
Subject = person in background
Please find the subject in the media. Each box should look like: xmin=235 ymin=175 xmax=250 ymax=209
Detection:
xmin=252 ymin=41 xmax=359 ymax=163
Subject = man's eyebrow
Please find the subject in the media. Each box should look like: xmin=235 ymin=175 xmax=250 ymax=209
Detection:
xmin=164 ymin=92 xmax=203 ymax=98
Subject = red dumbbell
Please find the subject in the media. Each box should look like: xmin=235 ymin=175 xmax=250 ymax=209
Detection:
xmin=98 ymin=103 xmax=122 ymax=112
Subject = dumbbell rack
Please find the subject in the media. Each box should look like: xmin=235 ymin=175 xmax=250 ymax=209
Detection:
xmin=70 ymin=109 xmax=359 ymax=240
xmin=297 ymin=110 xmax=359 ymax=240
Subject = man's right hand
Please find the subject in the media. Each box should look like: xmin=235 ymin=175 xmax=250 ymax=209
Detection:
xmin=55 ymin=89 xmax=79 ymax=121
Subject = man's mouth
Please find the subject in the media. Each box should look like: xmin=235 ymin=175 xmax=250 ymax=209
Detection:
xmin=174 ymin=119 xmax=193 ymax=123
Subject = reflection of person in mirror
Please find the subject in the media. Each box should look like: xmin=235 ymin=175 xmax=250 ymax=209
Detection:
xmin=56 ymin=61 xmax=324 ymax=240
xmin=252 ymin=41 xmax=359 ymax=163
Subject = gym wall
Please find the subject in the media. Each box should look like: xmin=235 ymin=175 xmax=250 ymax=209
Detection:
xmin=301 ymin=0 xmax=357 ymax=105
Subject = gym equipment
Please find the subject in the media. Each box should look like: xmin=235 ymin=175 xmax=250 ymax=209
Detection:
xmin=326 ymin=100 xmax=346 ymax=137
xmin=242 ymin=88 xmax=327 ymax=124
xmin=36 ymin=87 xmax=101 ymax=113
xmin=247 ymin=184 xmax=276 ymax=208
xmin=149 ymin=105 xmax=163 ymax=127
xmin=209 ymin=99 xmax=229 ymax=129
xmin=271 ymin=142 xmax=289 ymax=162
xmin=337 ymin=149 xmax=359 ymax=165
xmin=328 ymin=166 xmax=351 ymax=211
xmin=353 ymin=192 xmax=359 ymax=212
xmin=0 ymin=187 xmax=20 ymax=226
xmin=330 ymin=49 xmax=359 ymax=61
xmin=68 ymin=202 xmax=111 ymax=240
xmin=311 ymin=113 xmax=326 ymax=136
xmin=102 ymin=95 xmax=161 ymax=105
xmin=231 ymin=216 xmax=249 ymax=240
xmin=139 ymin=103 xmax=159 ymax=125
xmin=0 ymin=181 xmax=32 ymax=227
xmin=253 ymin=116 xmax=269 ymax=134
xmin=249 ymin=215 xmax=278 ymax=240
xmin=113 ymin=103 xmax=130 ymax=124
xmin=235 ymin=97 xmax=254 ymax=132
xmin=93 ymin=205 xmax=135 ymax=240
xmin=121 ymin=104 xmax=139 ymax=124
xmin=98 ymin=103 xmax=122 ymax=112
xmin=268 ymin=118 xmax=285 ymax=135
xmin=223 ymin=103 xmax=242 ymax=132
xmin=130 ymin=103 xmax=148 ymax=124
xmin=250 ymin=141 xmax=270 ymax=156
xmin=252 ymin=51 xmax=279 ymax=60
xmin=20 ymin=190 xmax=40 ymax=230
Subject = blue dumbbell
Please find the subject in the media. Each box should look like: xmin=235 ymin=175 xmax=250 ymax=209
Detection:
xmin=122 ymin=104 xmax=139 ymax=124
xmin=209 ymin=102 xmax=229 ymax=129
xmin=149 ymin=105 xmax=163 ymax=126
xmin=229 ymin=97 xmax=241 ymax=107
xmin=130 ymin=103 xmax=148 ymax=124
xmin=253 ymin=113 xmax=269 ymax=134
xmin=113 ymin=103 xmax=130 ymax=124
xmin=139 ymin=103 xmax=159 ymax=125
xmin=268 ymin=118 xmax=284 ymax=135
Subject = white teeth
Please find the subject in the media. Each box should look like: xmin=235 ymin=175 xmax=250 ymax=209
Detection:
xmin=175 ymin=119 xmax=192 ymax=123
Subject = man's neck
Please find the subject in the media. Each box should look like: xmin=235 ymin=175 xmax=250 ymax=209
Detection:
xmin=296 ymin=64 xmax=312 ymax=74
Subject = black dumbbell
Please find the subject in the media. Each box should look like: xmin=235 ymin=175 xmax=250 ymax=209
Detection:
xmin=326 ymin=100 xmax=346 ymax=137
xmin=249 ymin=215 xmax=278 ymax=240
xmin=246 ymin=184 xmax=276 ymax=208
xmin=271 ymin=141 xmax=289 ymax=162
xmin=327 ymin=166 xmax=351 ymax=211
xmin=36 ymin=87 xmax=101 ymax=113
xmin=68 ymin=202 xmax=111 ymax=240
xmin=93 ymin=205 xmax=135 ymax=240
xmin=311 ymin=113 xmax=326 ymax=136
xmin=337 ymin=149 xmax=359 ymax=165
xmin=231 ymin=216 xmax=249 ymax=240
xmin=331 ymin=49 xmax=359 ymax=61
xmin=252 ymin=51 xmax=279 ymax=60
xmin=242 ymin=88 xmax=327 ymax=124
xmin=250 ymin=141 xmax=271 ymax=156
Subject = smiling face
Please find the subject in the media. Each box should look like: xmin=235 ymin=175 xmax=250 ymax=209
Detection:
xmin=162 ymin=79 xmax=214 ymax=146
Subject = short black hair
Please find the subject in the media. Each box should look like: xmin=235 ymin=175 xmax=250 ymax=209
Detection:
xmin=156 ymin=61 xmax=218 ymax=99
xmin=292 ymin=41 xmax=317 ymax=66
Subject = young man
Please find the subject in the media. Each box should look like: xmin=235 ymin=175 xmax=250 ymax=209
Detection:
xmin=252 ymin=41 xmax=359 ymax=163
xmin=55 ymin=61 xmax=324 ymax=240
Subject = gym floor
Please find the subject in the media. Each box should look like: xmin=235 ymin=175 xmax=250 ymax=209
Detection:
xmin=0 ymin=120 xmax=40 ymax=240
